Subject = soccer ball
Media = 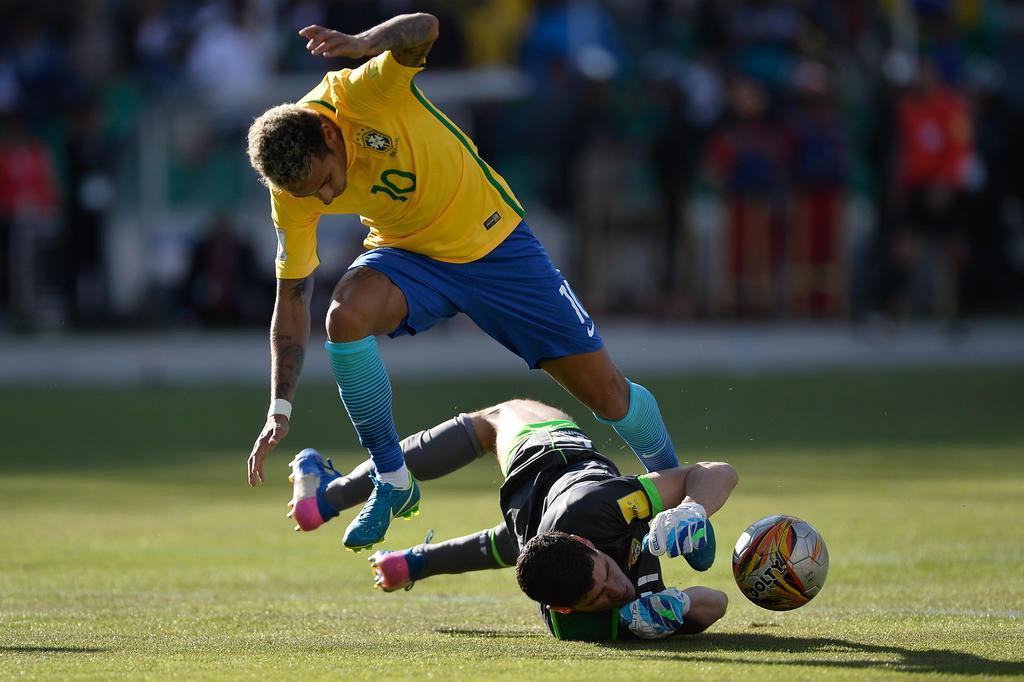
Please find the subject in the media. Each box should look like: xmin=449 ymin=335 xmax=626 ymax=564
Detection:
xmin=732 ymin=514 xmax=829 ymax=611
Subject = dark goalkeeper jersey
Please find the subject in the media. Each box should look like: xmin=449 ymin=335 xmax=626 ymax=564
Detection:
xmin=498 ymin=425 xmax=667 ymax=640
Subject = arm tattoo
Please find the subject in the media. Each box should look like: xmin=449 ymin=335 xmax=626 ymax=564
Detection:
xmin=271 ymin=277 xmax=311 ymax=402
xmin=361 ymin=14 xmax=438 ymax=67
xmin=273 ymin=343 xmax=305 ymax=400
xmin=289 ymin=277 xmax=310 ymax=303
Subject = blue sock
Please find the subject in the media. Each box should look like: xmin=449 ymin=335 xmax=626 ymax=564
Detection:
xmin=405 ymin=548 xmax=427 ymax=581
xmin=595 ymin=381 xmax=679 ymax=472
xmin=324 ymin=336 xmax=405 ymax=474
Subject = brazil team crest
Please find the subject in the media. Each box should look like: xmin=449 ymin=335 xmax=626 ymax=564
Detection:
xmin=357 ymin=127 xmax=397 ymax=155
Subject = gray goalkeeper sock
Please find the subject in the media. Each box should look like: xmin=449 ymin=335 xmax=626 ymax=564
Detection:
xmin=411 ymin=523 xmax=519 ymax=579
xmin=324 ymin=413 xmax=484 ymax=511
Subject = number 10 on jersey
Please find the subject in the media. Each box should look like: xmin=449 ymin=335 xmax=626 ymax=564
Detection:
xmin=559 ymin=280 xmax=595 ymax=338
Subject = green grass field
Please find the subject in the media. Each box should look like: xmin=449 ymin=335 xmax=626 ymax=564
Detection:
xmin=2 ymin=369 xmax=1023 ymax=680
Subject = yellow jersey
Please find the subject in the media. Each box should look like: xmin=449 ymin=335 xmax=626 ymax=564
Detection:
xmin=269 ymin=50 xmax=524 ymax=279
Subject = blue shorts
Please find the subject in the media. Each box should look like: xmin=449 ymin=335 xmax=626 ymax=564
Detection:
xmin=349 ymin=221 xmax=604 ymax=369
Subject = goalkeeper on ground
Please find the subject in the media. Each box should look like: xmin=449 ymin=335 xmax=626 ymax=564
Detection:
xmin=288 ymin=398 xmax=736 ymax=641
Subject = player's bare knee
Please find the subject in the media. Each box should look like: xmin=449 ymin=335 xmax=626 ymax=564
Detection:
xmin=326 ymin=267 xmax=406 ymax=341
xmin=325 ymin=301 xmax=372 ymax=342
xmin=463 ymin=410 xmax=498 ymax=454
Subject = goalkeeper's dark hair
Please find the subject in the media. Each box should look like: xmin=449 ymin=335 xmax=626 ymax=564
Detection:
xmin=515 ymin=531 xmax=595 ymax=607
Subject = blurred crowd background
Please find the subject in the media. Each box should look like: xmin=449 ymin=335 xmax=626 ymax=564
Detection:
xmin=2 ymin=0 xmax=1023 ymax=334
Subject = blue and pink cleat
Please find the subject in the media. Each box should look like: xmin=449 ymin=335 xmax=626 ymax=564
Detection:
xmin=368 ymin=543 xmax=427 ymax=592
xmin=368 ymin=550 xmax=415 ymax=591
xmin=286 ymin=448 xmax=342 ymax=532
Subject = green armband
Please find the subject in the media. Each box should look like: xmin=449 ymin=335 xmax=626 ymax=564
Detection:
xmin=637 ymin=474 xmax=666 ymax=517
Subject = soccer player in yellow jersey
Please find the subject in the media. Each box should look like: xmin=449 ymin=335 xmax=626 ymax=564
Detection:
xmin=245 ymin=13 xmax=681 ymax=550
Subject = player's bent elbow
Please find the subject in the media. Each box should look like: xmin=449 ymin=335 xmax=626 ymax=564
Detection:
xmin=720 ymin=462 xmax=739 ymax=490
xmin=715 ymin=589 xmax=729 ymax=618
xmin=697 ymin=461 xmax=739 ymax=490
xmin=684 ymin=587 xmax=728 ymax=631
xmin=419 ymin=13 xmax=440 ymax=40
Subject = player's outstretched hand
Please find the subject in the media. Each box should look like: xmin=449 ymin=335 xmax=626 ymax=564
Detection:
xmin=299 ymin=25 xmax=369 ymax=59
xmin=644 ymin=503 xmax=708 ymax=558
xmin=619 ymin=588 xmax=691 ymax=639
xmin=247 ymin=415 xmax=289 ymax=486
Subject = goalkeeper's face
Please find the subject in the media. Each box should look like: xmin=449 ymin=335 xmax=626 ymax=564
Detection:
xmin=570 ymin=549 xmax=637 ymax=612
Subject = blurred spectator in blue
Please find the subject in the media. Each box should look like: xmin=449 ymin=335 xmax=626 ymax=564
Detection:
xmin=2 ymin=5 xmax=79 ymax=120
xmin=521 ymin=0 xmax=624 ymax=95
xmin=786 ymin=60 xmax=847 ymax=317
xmin=704 ymin=76 xmax=790 ymax=316
xmin=119 ymin=0 xmax=189 ymax=91
xmin=730 ymin=0 xmax=802 ymax=89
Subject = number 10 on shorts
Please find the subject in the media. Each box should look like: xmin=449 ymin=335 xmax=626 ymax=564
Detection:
xmin=559 ymin=280 xmax=595 ymax=338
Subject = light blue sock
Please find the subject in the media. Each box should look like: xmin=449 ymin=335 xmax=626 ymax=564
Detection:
xmin=595 ymin=381 xmax=679 ymax=472
xmin=324 ymin=336 xmax=405 ymax=474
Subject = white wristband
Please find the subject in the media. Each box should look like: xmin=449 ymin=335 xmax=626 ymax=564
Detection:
xmin=268 ymin=399 xmax=293 ymax=420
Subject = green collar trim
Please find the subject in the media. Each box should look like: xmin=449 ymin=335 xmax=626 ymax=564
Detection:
xmin=303 ymin=98 xmax=337 ymax=114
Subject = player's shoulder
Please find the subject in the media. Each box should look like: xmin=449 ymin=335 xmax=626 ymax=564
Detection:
xmin=302 ymin=52 xmax=420 ymax=116
xmin=296 ymin=70 xmax=349 ymax=116
xmin=549 ymin=476 xmax=647 ymax=529
xmin=270 ymin=186 xmax=320 ymax=230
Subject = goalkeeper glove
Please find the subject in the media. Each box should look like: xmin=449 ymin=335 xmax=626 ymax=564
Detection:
xmin=643 ymin=502 xmax=708 ymax=558
xmin=619 ymin=588 xmax=691 ymax=639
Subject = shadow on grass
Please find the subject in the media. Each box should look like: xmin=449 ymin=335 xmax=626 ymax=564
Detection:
xmin=437 ymin=627 xmax=544 ymax=639
xmin=599 ymin=632 xmax=1024 ymax=676
xmin=0 ymin=646 xmax=107 ymax=654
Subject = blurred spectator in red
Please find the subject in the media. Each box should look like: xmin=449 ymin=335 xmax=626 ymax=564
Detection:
xmin=705 ymin=77 xmax=790 ymax=316
xmin=0 ymin=115 xmax=61 ymax=320
xmin=786 ymin=61 xmax=847 ymax=317
xmin=181 ymin=213 xmax=269 ymax=327
xmin=888 ymin=58 xmax=974 ymax=320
